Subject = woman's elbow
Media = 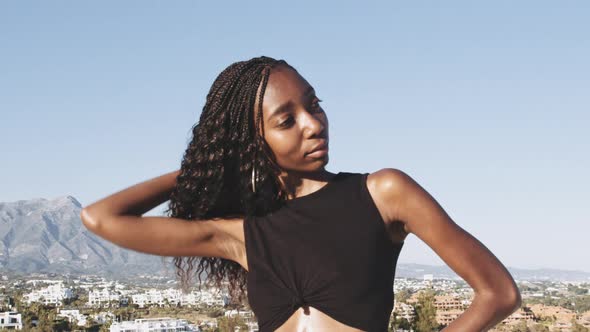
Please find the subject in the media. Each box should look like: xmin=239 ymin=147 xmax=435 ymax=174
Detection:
xmin=506 ymin=286 xmax=522 ymax=311
xmin=80 ymin=208 xmax=101 ymax=232
xmin=478 ymin=283 xmax=522 ymax=319
xmin=494 ymin=285 xmax=522 ymax=315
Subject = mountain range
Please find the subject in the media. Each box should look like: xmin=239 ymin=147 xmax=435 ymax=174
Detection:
xmin=0 ymin=196 xmax=173 ymax=277
xmin=1 ymin=196 xmax=588 ymax=282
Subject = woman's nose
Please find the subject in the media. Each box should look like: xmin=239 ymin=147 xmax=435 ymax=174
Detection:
xmin=303 ymin=112 xmax=326 ymax=138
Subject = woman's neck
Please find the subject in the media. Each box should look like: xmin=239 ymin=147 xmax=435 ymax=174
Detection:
xmin=278 ymin=169 xmax=337 ymax=199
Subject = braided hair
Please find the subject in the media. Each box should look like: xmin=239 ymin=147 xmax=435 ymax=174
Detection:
xmin=163 ymin=56 xmax=296 ymax=304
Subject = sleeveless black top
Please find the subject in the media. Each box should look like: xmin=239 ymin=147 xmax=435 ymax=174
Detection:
xmin=243 ymin=172 xmax=404 ymax=331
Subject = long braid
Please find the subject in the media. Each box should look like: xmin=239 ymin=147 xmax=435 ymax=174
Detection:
xmin=163 ymin=56 xmax=294 ymax=304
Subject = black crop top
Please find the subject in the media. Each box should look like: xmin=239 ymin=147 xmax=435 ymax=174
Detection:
xmin=243 ymin=172 xmax=404 ymax=331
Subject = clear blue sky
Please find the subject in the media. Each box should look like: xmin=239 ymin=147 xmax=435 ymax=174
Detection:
xmin=1 ymin=1 xmax=588 ymax=272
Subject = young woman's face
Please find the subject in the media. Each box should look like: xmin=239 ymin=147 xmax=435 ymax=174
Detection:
xmin=256 ymin=65 xmax=329 ymax=174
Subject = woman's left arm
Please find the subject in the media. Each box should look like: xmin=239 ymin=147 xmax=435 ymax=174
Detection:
xmin=371 ymin=168 xmax=521 ymax=331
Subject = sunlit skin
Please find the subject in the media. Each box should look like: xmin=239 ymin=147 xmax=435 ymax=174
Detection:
xmin=81 ymin=64 xmax=521 ymax=331
xmin=253 ymin=64 xmax=337 ymax=200
xmin=251 ymin=65 xmax=366 ymax=330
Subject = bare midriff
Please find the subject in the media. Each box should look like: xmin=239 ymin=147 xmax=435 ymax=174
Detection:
xmin=275 ymin=305 xmax=365 ymax=332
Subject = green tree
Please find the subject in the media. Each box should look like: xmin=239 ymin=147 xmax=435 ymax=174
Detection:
xmin=35 ymin=305 xmax=53 ymax=332
xmin=98 ymin=321 xmax=112 ymax=332
xmin=395 ymin=289 xmax=412 ymax=304
xmin=19 ymin=302 xmax=36 ymax=330
xmin=572 ymin=295 xmax=590 ymax=313
xmin=51 ymin=317 xmax=72 ymax=332
xmin=511 ymin=320 xmax=530 ymax=332
xmin=530 ymin=323 xmax=550 ymax=332
xmin=70 ymin=294 xmax=89 ymax=308
xmin=390 ymin=312 xmax=412 ymax=331
xmin=567 ymin=284 xmax=589 ymax=296
xmin=412 ymin=289 xmax=438 ymax=332
xmin=217 ymin=315 xmax=248 ymax=331
xmin=571 ymin=318 xmax=589 ymax=332
xmin=207 ymin=308 xmax=225 ymax=318
xmin=389 ymin=312 xmax=400 ymax=332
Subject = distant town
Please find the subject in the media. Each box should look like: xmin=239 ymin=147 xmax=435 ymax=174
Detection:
xmin=1 ymin=273 xmax=589 ymax=332
xmin=1 ymin=197 xmax=589 ymax=331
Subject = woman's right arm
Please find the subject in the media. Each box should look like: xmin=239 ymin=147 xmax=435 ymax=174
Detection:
xmin=80 ymin=170 xmax=243 ymax=259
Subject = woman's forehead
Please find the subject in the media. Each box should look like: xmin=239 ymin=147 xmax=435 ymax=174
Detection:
xmin=261 ymin=67 xmax=311 ymax=118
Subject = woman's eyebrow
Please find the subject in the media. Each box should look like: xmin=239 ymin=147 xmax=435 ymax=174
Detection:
xmin=268 ymin=87 xmax=316 ymax=121
xmin=269 ymin=101 xmax=294 ymax=121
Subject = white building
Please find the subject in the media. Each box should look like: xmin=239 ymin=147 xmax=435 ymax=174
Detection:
xmin=91 ymin=311 xmax=116 ymax=325
xmin=131 ymin=289 xmax=166 ymax=308
xmin=88 ymin=288 xmax=123 ymax=307
xmin=179 ymin=290 xmax=200 ymax=307
xmin=162 ymin=289 xmax=182 ymax=305
xmin=0 ymin=311 xmax=23 ymax=330
xmin=199 ymin=290 xmax=227 ymax=306
xmin=24 ymin=282 xmax=73 ymax=306
xmin=131 ymin=288 xmax=227 ymax=308
xmin=393 ymin=301 xmax=415 ymax=321
xmin=245 ymin=321 xmax=259 ymax=332
xmin=224 ymin=309 xmax=254 ymax=318
xmin=109 ymin=317 xmax=198 ymax=332
xmin=56 ymin=309 xmax=87 ymax=327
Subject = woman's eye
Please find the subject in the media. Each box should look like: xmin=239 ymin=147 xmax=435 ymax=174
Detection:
xmin=312 ymin=99 xmax=323 ymax=111
xmin=278 ymin=117 xmax=294 ymax=128
xmin=278 ymin=99 xmax=324 ymax=128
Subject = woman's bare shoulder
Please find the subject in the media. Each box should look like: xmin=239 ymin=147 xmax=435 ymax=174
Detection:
xmin=366 ymin=168 xmax=410 ymax=189
xmin=365 ymin=168 xmax=410 ymax=222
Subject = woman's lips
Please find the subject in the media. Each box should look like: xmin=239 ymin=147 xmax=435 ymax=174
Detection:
xmin=305 ymin=146 xmax=329 ymax=158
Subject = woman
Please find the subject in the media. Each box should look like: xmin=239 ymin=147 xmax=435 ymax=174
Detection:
xmin=81 ymin=56 xmax=521 ymax=331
